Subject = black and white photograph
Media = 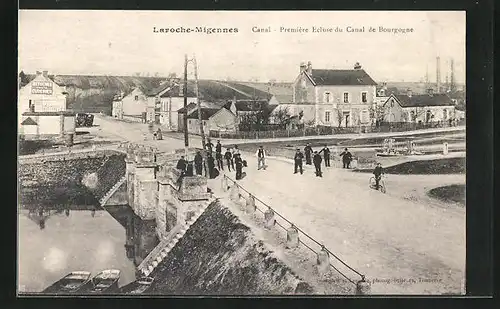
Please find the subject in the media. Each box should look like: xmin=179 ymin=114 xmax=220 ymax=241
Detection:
xmin=17 ymin=10 xmax=467 ymax=296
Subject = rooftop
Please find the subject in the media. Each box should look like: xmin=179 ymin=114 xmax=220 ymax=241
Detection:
xmin=308 ymin=69 xmax=377 ymax=86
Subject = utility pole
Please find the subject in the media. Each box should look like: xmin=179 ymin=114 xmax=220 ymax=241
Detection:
xmin=183 ymin=54 xmax=189 ymax=157
xmin=193 ymin=55 xmax=209 ymax=177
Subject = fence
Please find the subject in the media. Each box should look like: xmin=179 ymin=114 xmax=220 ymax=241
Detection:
xmin=221 ymin=174 xmax=370 ymax=294
xmin=209 ymin=120 xmax=465 ymax=140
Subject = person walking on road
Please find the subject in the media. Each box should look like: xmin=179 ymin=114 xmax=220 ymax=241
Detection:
xmin=293 ymin=148 xmax=304 ymax=175
xmin=340 ymin=148 xmax=353 ymax=169
xmin=255 ymin=145 xmax=267 ymax=170
xmin=313 ymin=151 xmax=323 ymax=177
xmin=304 ymin=143 xmax=313 ymax=165
xmin=215 ymin=150 xmax=224 ymax=171
xmin=320 ymin=145 xmax=331 ymax=167
xmin=194 ymin=151 xmax=203 ymax=176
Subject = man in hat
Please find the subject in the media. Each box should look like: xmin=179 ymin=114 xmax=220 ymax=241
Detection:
xmin=313 ymin=151 xmax=323 ymax=177
xmin=319 ymin=145 xmax=331 ymax=167
xmin=339 ymin=148 xmax=353 ymax=169
xmin=224 ymin=147 xmax=233 ymax=171
xmin=255 ymin=145 xmax=267 ymax=170
xmin=235 ymin=153 xmax=243 ymax=180
xmin=176 ymin=155 xmax=188 ymax=189
xmin=194 ymin=151 xmax=203 ymax=175
xmin=304 ymin=143 xmax=313 ymax=165
xmin=293 ymin=148 xmax=304 ymax=175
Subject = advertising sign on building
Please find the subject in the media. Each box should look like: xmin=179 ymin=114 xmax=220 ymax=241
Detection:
xmin=31 ymin=81 xmax=53 ymax=95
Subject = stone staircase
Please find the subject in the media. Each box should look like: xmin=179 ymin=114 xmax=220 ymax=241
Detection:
xmin=99 ymin=175 xmax=127 ymax=206
xmin=137 ymin=198 xmax=214 ymax=277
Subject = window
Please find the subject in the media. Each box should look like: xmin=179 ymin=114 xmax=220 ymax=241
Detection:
xmin=325 ymin=111 xmax=331 ymax=122
xmin=134 ymin=95 xmax=139 ymax=101
xmin=390 ymin=99 xmax=394 ymax=107
xmin=443 ymin=109 xmax=448 ymax=120
xmin=343 ymin=92 xmax=349 ymax=103
xmin=361 ymin=92 xmax=367 ymax=103
xmin=325 ymin=92 xmax=331 ymax=103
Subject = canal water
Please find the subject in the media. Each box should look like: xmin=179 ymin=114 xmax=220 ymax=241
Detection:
xmin=18 ymin=205 xmax=158 ymax=293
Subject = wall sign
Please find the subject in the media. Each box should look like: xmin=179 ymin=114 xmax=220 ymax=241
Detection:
xmin=31 ymin=81 xmax=53 ymax=95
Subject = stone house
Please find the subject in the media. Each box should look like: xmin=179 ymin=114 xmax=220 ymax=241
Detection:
xmin=382 ymin=89 xmax=456 ymax=123
xmin=291 ymin=61 xmax=378 ymax=127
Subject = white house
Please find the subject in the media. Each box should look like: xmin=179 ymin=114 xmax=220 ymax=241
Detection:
xmin=291 ymin=61 xmax=378 ymax=127
xmin=382 ymin=89 xmax=456 ymax=123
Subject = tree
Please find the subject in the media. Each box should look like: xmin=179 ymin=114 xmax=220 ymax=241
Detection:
xmin=368 ymin=104 xmax=386 ymax=126
xmin=336 ymin=109 xmax=344 ymax=128
xmin=19 ymin=70 xmax=29 ymax=87
xmin=272 ymin=106 xmax=292 ymax=128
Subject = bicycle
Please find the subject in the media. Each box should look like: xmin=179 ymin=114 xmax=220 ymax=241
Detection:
xmin=369 ymin=175 xmax=387 ymax=193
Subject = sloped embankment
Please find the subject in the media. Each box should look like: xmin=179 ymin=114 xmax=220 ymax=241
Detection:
xmin=148 ymin=200 xmax=314 ymax=295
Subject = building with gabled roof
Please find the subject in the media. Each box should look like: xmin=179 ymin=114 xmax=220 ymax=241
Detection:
xmin=291 ymin=61 xmax=378 ymax=127
xmin=382 ymin=89 xmax=456 ymax=123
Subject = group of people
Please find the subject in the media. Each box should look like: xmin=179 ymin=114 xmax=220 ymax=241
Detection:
xmin=188 ymin=140 xmax=248 ymax=180
xmin=293 ymin=144 xmax=354 ymax=177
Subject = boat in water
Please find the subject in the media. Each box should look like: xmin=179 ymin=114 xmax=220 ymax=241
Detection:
xmin=120 ymin=276 xmax=154 ymax=294
xmin=86 ymin=269 xmax=121 ymax=294
xmin=43 ymin=271 xmax=92 ymax=294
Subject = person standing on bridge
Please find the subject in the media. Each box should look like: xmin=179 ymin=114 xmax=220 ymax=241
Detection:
xmin=340 ymin=148 xmax=353 ymax=169
xmin=215 ymin=150 xmax=224 ymax=171
xmin=207 ymin=152 xmax=216 ymax=179
xmin=175 ymin=156 xmax=188 ymax=190
xmin=319 ymin=145 xmax=331 ymax=167
xmin=224 ymin=148 xmax=233 ymax=171
xmin=293 ymin=148 xmax=304 ymax=175
xmin=215 ymin=140 xmax=222 ymax=154
xmin=255 ymin=145 xmax=267 ymax=170
xmin=234 ymin=153 xmax=243 ymax=180
xmin=205 ymin=139 xmax=214 ymax=155
xmin=304 ymin=143 xmax=313 ymax=165
xmin=313 ymin=151 xmax=323 ymax=177
xmin=194 ymin=151 xmax=203 ymax=175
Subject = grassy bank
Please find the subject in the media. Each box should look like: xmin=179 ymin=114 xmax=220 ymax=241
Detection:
xmin=354 ymin=157 xmax=466 ymax=175
xmin=427 ymin=184 xmax=466 ymax=207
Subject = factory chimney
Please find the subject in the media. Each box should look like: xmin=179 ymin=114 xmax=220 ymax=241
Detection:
xmin=450 ymin=58 xmax=455 ymax=92
xmin=436 ymin=56 xmax=441 ymax=93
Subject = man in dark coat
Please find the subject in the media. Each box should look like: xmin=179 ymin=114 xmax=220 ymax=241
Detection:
xmin=215 ymin=150 xmax=224 ymax=171
xmin=313 ymin=151 xmax=323 ymax=177
xmin=373 ymin=162 xmax=384 ymax=190
xmin=319 ymin=145 xmax=331 ymax=167
xmin=194 ymin=151 xmax=203 ymax=175
xmin=176 ymin=156 xmax=188 ymax=189
xmin=215 ymin=140 xmax=222 ymax=154
xmin=339 ymin=148 xmax=353 ymax=169
xmin=293 ymin=148 xmax=304 ymax=175
xmin=207 ymin=153 xmax=216 ymax=179
xmin=205 ymin=139 xmax=214 ymax=155
xmin=304 ymin=143 xmax=313 ymax=165
xmin=224 ymin=148 xmax=233 ymax=171
xmin=235 ymin=153 xmax=243 ymax=180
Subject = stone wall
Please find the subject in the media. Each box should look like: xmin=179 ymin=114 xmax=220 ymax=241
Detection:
xmin=19 ymin=152 xmax=126 ymax=204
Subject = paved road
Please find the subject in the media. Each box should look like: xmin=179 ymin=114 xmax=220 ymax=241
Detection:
xmin=94 ymin=115 xmax=466 ymax=294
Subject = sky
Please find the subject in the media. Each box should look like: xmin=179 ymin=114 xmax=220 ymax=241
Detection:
xmin=18 ymin=10 xmax=465 ymax=84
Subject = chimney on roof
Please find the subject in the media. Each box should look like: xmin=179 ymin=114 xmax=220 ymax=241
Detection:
xmin=300 ymin=62 xmax=307 ymax=74
xmin=42 ymin=71 xmax=48 ymax=77
xmin=407 ymin=89 xmax=412 ymax=98
xmin=354 ymin=62 xmax=362 ymax=70
xmin=306 ymin=61 xmax=312 ymax=75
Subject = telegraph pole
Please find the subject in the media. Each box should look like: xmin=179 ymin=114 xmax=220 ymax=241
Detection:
xmin=183 ymin=54 xmax=189 ymax=156
xmin=193 ymin=55 xmax=209 ymax=177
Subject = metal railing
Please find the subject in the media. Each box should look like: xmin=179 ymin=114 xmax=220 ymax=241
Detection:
xmin=222 ymin=174 xmax=365 ymax=285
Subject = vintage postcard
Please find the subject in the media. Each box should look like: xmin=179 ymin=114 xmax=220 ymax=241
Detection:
xmin=18 ymin=10 xmax=466 ymax=295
